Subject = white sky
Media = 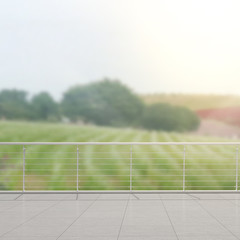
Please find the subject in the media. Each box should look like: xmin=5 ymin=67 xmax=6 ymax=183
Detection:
xmin=0 ymin=0 xmax=240 ymax=99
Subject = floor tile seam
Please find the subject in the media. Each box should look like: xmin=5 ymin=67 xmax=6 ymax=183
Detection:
xmin=55 ymin=194 xmax=101 ymax=240
xmin=195 ymin=199 xmax=240 ymax=240
xmin=14 ymin=194 xmax=23 ymax=200
xmin=116 ymin=194 xmax=130 ymax=240
xmin=226 ymin=199 xmax=240 ymax=207
xmin=0 ymin=200 xmax=61 ymax=238
xmin=196 ymin=196 xmax=240 ymax=207
xmin=160 ymin=199 xmax=180 ymax=240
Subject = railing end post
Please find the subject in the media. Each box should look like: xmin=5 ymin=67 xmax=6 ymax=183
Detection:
xmin=236 ymin=146 xmax=239 ymax=191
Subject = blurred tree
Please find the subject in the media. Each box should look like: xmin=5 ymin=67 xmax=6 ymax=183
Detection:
xmin=61 ymin=79 xmax=144 ymax=126
xmin=31 ymin=92 xmax=60 ymax=121
xmin=174 ymin=106 xmax=200 ymax=131
xmin=0 ymin=89 xmax=31 ymax=120
xmin=141 ymin=103 xmax=200 ymax=131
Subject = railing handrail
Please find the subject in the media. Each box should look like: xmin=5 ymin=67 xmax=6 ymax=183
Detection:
xmin=0 ymin=142 xmax=240 ymax=145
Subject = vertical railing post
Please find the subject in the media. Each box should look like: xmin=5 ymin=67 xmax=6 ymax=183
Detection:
xmin=23 ymin=145 xmax=26 ymax=192
xmin=236 ymin=146 xmax=239 ymax=191
xmin=130 ymin=145 xmax=132 ymax=192
xmin=77 ymin=145 xmax=79 ymax=192
xmin=183 ymin=145 xmax=186 ymax=191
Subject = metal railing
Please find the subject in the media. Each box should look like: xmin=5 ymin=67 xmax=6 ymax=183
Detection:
xmin=0 ymin=142 xmax=239 ymax=193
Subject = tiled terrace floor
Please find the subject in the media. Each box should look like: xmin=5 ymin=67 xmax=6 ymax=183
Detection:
xmin=0 ymin=193 xmax=240 ymax=240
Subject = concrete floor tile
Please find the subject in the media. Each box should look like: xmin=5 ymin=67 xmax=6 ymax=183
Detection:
xmin=190 ymin=194 xmax=225 ymax=200
xmin=0 ymin=193 xmax=240 ymax=240
xmin=18 ymin=194 xmax=76 ymax=201
xmin=98 ymin=194 xmax=130 ymax=200
xmin=0 ymin=194 xmax=21 ymax=200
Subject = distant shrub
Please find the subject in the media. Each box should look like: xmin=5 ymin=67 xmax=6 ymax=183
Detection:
xmin=31 ymin=92 xmax=60 ymax=121
xmin=140 ymin=103 xmax=200 ymax=131
xmin=61 ymin=79 xmax=144 ymax=126
xmin=0 ymin=89 xmax=32 ymax=120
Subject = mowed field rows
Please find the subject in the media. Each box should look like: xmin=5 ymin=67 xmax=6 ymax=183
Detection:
xmin=0 ymin=121 xmax=239 ymax=191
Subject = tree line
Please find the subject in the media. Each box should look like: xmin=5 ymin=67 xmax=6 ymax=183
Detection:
xmin=0 ymin=79 xmax=200 ymax=131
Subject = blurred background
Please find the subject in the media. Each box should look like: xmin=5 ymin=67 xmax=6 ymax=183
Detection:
xmin=1 ymin=0 xmax=240 ymax=190
xmin=1 ymin=0 xmax=240 ymax=138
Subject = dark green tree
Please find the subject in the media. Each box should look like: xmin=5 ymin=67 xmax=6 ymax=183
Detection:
xmin=174 ymin=106 xmax=200 ymax=131
xmin=61 ymin=79 xmax=144 ymax=126
xmin=141 ymin=103 xmax=200 ymax=131
xmin=31 ymin=92 xmax=59 ymax=121
xmin=0 ymin=89 xmax=31 ymax=120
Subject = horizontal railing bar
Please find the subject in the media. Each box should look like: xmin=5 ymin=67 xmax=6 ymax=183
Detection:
xmin=132 ymin=180 xmax=236 ymax=182
xmin=132 ymin=157 xmax=184 ymax=159
xmin=24 ymin=185 xmax=129 ymax=187
xmin=25 ymin=169 xmax=130 ymax=171
xmin=76 ymin=186 xmax=181 ymax=188
xmin=24 ymin=164 xmax=75 ymax=166
xmin=185 ymin=158 xmax=235 ymax=160
xmin=23 ymin=180 xmax=131 ymax=183
xmin=25 ymin=158 xmax=78 ymax=159
xmin=185 ymin=186 xmax=235 ymax=188
xmin=134 ymin=163 xmax=237 ymax=166
xmin=15 ymin=163 xmax=238 ymax=166
xmin=24 ymin=162 xmax=125 ymax=166
xmin=187 ymin=153 xmax=235 ymax=156
xmin=22 ymin=181 xmax=240 ymax=184
xmin=0 ymin=170 xmax=23 ymax=171
xmin=2 ymin=174 xmax=236 ymax=177
xmin=0 ymin=175 xmax=23 ymax=176
xmin=5 ymin=150 xmax=228 ymax=154
xmin=186 ymin=180 xmax=237 ymax=182
xmin=185 ymin=169 xmax=236 ymax=171
xmin=24 ymin=186 xmax=76 ymax=188
xmin=133 ymin=175 xmax=183 ymax=176
xmin=24 ymin=174 xmax=128 ymax=176
xmin=25 ymin=163 xmax=126 ymax=166
xmin=25 ymin=169 xmax=76 ymax=171
xmin=0 ymin=152 xmax=22 ymax=154
xmin=26 ymin=151 xmax=130 ymax=153
xmin=0 ymin=190 xmax=239 ymax=194
xmin=1 ymin=157 xmax=236 ymax=161
xmin=7 ymin=151 xmax=232 ymax=154
xmin=25 ymin=175 xmax=78 ymax=176
xmin=133 ymin=163 xmax=183 ymax=165
xmin=132 ymin=180 xmax=182 ymax=182
xmin=132 ymin=168 xmax=236 ymax=170
xmin=26 ymin=152 xmax=80 ymax=154
xmin=15 ymin=179 xmax=240 ymax=182
xmin=185 ymin=175 xmax=235 ymax=177
xmin=1 ymin=142 xmax=240 ymax=145
xmin=133 ymin=187 xmax=183 ymax=188
xmin=24 ymin=187 xmax=130 ymax=189
xmin=0 ymin=163 xmax=24 ymax=166
xmin=133 ymin=151 xmax=184 ymax=153
xmin=133 ymin=175 xmax=235 ymax=177
xmin=185 ymin=186 xmax=235 ymax=187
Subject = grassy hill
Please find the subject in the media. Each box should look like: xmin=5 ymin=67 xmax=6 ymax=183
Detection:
xmin=0 ymin=121 xmax=239 ymax=191
xmin=141 ymin=93 xmax=240 ymax=110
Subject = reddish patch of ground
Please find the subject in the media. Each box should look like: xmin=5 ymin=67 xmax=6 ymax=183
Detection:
xmin=193 ymin=119 xmax=240 ymax=138
xmin=197 ymin=107 xmax=240 ymax=127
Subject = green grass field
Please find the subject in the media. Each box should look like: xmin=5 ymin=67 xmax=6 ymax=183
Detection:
xmin=0 ymin=121 xmax=239 ymax=191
